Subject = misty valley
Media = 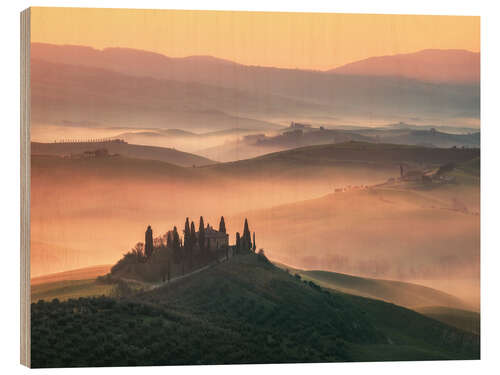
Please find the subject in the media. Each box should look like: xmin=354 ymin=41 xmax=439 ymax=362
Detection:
xmin=28 ymin=36 xmax=480 ymax=367
xmin=30 ymin=134 xmax=480 ymax=366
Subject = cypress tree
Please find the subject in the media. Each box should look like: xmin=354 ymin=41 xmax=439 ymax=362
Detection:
xmin=172 ymin=226 xmax=183 ymax=274
xmin=198 ymin=216 xmax=205 ymax=252
xmin=166 ymin=231 xmax=173 ymax=248
xmin=219 ymin=216 xmax=226 ymax=233
xmin=190 ymin=221 xmax=196 ymax=246
xmin=145 ymin=225 xmax=153 ymax=258
xmin=172 ymin=226 xmax=181 ymax=251
xmin=184 ymin=217 xmax=191 ymax=250
xmin=253 ymin=232 xmax=256 ymax=252
xmin=236 ymin=232 xmax=241 ymax=252
xmin=243 ymin=219 xmax=251 ymax=251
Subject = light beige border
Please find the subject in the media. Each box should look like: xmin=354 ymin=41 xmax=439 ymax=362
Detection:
xmin=20 ymin=7 xmax=31 ymax=368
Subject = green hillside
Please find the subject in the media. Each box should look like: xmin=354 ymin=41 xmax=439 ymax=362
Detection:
xmin=197 ymin=142 xmax=479 ymax=183
xmin=31 ymin=253 xmax=479 ymax=367
xmin=31 ymin=154 xmax=198 ymax=182
xmin=414 ymin=306 xmax=480 ymax=334
xmin=292 ymin=269 xmax=468 ymax=310
xmin=31 ymin=265 xmax=111 ymax=285
xmin=31 ymin=279 xmax=114 ymax=303
xmin=205 ymin=141 xmax=479 ymax=170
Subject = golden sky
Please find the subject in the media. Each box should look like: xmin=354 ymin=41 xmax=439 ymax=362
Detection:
xmin=31 ymin=7 xmax=479 ymax=70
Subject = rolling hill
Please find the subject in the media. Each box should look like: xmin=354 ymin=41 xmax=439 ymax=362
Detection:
xmin=198 ymin=127 xmax=480 ymax=162
xmin=232 ymin=182 xmax=479 ymax=307
xmin=414 ymin=306 xmax=480 ymax=334
xmin=31 ymin=278 xmax=114 ymax=304
xmin=31 ymin=44 xmax=480 ymax=128
xmin=202 ymin=141 xmax=480 ymax=177
xmin=329 ymin=49 xmax=479 ymax=83
xmin=31 ymin=141 xmax=216 ymax=167
xmin=30 ymin=253 xmax=479 ymax=367
xmin=281 ymin=268 xmax=468 ymax=310
xmin=31 ymin=265 xmax=111 ymax=285
xmin=274 ymin=264 xmax=479 ymax=333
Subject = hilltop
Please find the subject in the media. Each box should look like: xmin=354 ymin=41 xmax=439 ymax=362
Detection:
xmin=202 ymin=141 xmax=479 ymax=178
xmin=31 ymin=140 xmax=216 ymax=168
xmin=31 ymin=265 xmax=111 ymax=286
xmin=31 ymin=253 xmax=479 ymax=367
xmin=198 ymin=124 xmax=479 ymax=162
xmin=273 ymin=264 xmax=479 ymax=334
xmin=329 ymin=49 xmax=479 ymax=83
xmin=278 ymin=267 xmax=468 ymax=310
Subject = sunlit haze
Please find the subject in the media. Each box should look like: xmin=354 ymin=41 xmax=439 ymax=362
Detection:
xmin=31 ymin=7 xmax=479 ymax=70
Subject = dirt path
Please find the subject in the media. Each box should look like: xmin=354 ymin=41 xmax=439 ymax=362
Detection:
xmin=119 ymin=255 xmax=230 ymax=290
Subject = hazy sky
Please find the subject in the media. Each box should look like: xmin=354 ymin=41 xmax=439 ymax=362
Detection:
xmin=31 ymin=7 xmax=479 ymax=70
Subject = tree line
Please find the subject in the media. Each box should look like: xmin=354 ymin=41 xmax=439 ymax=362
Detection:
xmin=111 ymin=216 xmax=257 ymax=283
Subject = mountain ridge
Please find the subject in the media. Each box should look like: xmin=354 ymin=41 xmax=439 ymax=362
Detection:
xmin=32 ymin=43 xmax=479 ymax=81
xmin=329 ymin=49 xmax=479 ymax=83
xmin=31 ymin=45 xmax=480 ymax=130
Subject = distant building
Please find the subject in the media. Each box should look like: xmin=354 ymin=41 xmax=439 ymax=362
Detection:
xmin=283 ymin=129 xmax=303 ymax=137
xmin=289 ymin=121 xmax=312 ymax=130
xmin=282 ymin=122 xmax=311 ymax=135
xmin=81 ymin=148 xmax=109 ymax=158
xmin=201 ymin=224 xmax=229 ymax=251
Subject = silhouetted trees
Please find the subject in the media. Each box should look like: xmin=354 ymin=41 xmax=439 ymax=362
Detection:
xmin=172 ymin=226 xmax=185 ymax=274
xmin=198 ymin=216 xmax=206 ymax=253
xmin=184 ymin=218 xmax=191 ymax=249
xmin=190 ymin=221 xmax=196 ymax=245
xmin=133 ymin=242 xmax=145 ymax=258
xmin=242 ymin=219 xmax=252 ymax=251
xmin=236 ymin=232 xmax=241 ymax=252
xmin=184 ymin=217 xmax=196 ymax=269
xmin=219 ymin=216 xmax=226 ymax=233
xmin=172 ymin=227 xmax=181 ymax=251
xmin=145 ymin=225 xmax=153 ymax=258
xmin=166 ymin=231 xmax=173 ymax=248
xmin=153 ymin=236 xmax=164 ymax=249
xmin=114 ymin=217 xmax=259 ymax=282
xmin=110 ymin=242 xmax=146 ymax=274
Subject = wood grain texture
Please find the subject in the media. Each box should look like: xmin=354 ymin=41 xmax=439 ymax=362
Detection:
xmin=20 ymin=7 xmax=31 ymax=368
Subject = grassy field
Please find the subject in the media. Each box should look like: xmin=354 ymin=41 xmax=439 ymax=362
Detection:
xmin=30 ymin=253 xmax=479 ymax=367
xmin=31 ymin=265 xmax=111 ymax=285
xmin=285 ymin=268 xmax=468 ymax=310
xmin=274 ymin=265 xmax=480 ymax=334
xmin=414 ymin=306 xmax=480 ymax=334
xmin=31 ymin=279 xmax=114 ymax=303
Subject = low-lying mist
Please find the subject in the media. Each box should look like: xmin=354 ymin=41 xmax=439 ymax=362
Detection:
xmin=30 ymin=154 xmax=479 ymax=308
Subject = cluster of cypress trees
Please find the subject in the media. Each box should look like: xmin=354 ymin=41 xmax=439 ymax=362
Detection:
xmin=235 ymin=218 xmax=256 ymax=252
xmin=144 ymin=216 xmax=256 ymax=265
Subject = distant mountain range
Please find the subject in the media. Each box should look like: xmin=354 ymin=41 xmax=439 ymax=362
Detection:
xmin=31 ymin=43 xmax=480 ymax=132
xmin=329 ymin=49 xmax=479 ymax=83
xmin=32 ymin=43 xmax=479 ymax=84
